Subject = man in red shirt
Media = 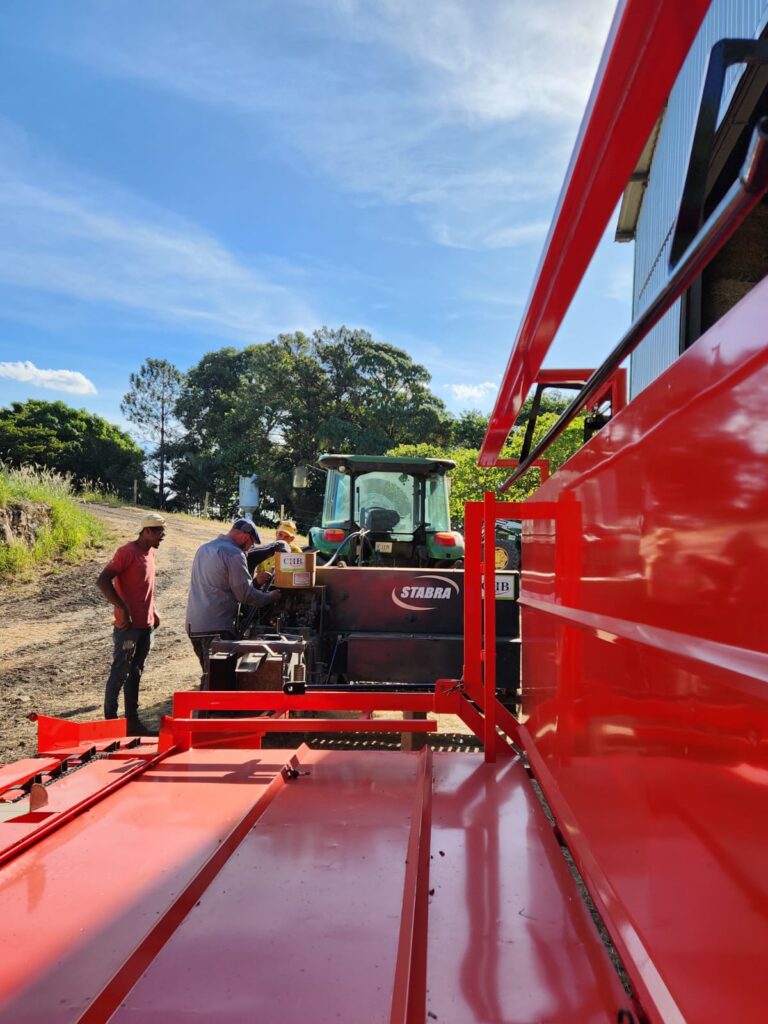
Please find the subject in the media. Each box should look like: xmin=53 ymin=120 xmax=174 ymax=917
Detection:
xmin=96 ymin=512 xmax=166 ymax=734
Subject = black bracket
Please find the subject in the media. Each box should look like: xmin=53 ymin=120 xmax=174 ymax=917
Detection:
xmin=670 ymin=38 xmax=768 ymax=268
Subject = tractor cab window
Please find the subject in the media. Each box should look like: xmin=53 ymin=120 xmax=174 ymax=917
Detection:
xmin=323 ymin=470 xmax=351 ymax=525
xmin=355 ymin=472 xmax=414 ymax=535
xmin=322 ymin=466 xmax=451 ymax=536
xmin=425 ymin=475 xmax=451 ymax=531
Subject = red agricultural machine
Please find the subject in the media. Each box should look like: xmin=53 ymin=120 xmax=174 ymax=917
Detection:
xmin=2 ymin=2 xmax=767 ymax=1021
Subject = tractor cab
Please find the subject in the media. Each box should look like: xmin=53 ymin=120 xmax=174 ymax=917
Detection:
xmin=307 ymin=454 xmax=464 ymax=566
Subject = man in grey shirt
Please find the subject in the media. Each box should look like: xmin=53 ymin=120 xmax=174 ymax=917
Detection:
xmin=186 ymin=518 xmax=288 ymax=687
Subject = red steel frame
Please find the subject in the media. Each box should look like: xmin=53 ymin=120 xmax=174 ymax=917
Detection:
xmin=4 ymin=3 xmax=765 ymax=1022
xmin=479 ymin=0 xmax=711 ymax=464
xmin=467 ymin=1 xmax=768 ymax=1021
xmin=536 ymin=366 xmax=627 ymax=416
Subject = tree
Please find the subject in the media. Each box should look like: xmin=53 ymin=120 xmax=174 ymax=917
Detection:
xmin=172 ymin=327 xmax=452 ymax=526
xmin=0 ymin=399 xmax=146 ymax=496
xmin=516 ymin=389 xmax=573 ymax=426
xmin=447 ymin=409 xmax=489 ymax=449
xmin=313 ymin=327 xmax=449 ymax=452
xmin=388 ymin=410 xmax=586 ymax=524
xmin=122 ymin=358 xmax=185 ymax=508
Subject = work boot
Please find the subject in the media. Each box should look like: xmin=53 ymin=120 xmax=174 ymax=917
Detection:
xmin=125 ymin=717 xmax=157 ymax=737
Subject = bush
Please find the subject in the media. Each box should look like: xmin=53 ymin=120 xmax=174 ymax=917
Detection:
xmin=0 ymin=464 xmax=110 ymax=579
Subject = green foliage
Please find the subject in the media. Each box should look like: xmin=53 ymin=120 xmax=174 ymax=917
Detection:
xmin=172 ymin=327 xmax=451 ymax=528
xmin=0 ymin=400 xmax=145 ymax=498
xmin=389 ymin=410 xmax=586 ymax=524
xmin=0 ymin=464 xmax=109 ymax=579
xmin=78 ymin=485 xmax=121 ymax=505
xmin=515 ymin=389 xmax=574 ymax=426
xmin=122 ymin=358 xmax=185 ymax=508
xmin=444 ymin=409 xmax=489 ymax=449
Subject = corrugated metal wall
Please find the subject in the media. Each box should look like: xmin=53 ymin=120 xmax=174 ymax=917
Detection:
xmin=629 ymin=0 xmax=768 ymax=398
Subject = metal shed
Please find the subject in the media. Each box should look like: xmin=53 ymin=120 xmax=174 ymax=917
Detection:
xmin=618 ymin=0 xmax=768 ymax=396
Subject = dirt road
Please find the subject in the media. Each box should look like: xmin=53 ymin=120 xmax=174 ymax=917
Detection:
xmin=0 ymin=505 xmax=276 ymax=764
xmin=1 ymin=503 xmax=475 ymax=765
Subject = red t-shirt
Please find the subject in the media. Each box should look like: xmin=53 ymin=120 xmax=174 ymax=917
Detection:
xmin=105 ymin=541 xmax=156 ymax=629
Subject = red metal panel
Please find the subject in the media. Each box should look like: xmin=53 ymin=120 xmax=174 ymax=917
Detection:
xmin=0 ymin=757 xmax=150 ymax=863
xmin=105 ymin=749 xmax=425 ymax=1024
xmin=480 ymin=0 xmax=711 ymax=463
xmin=31 ymin=713 xmax=127 ymax=750
xmin=0 ymin=747 xmax=294 ymax=1021
xmin=516 ymin=279 xmax=768 ymax=1022
xmin=426 ymin=754 xmax=629 ymax=1021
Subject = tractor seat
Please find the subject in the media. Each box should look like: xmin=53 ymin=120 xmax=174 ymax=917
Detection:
xmin=363 ymin=507 xmax=401 ymax=532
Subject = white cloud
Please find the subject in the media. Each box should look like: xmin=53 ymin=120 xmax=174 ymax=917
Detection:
xmin=0 ymin=119 xmax=317 ymax=341
xmin=0 ymin=360 xmax=97 ymax=395
xmin=326 ymin=0 xmax=615 ymax=123
xmin=446 ymin=381 xmax=498 ymax=401
xmin=433 ymin=218 xmax=549 ymax=250
xmin=57 ymin=0 xmax=615 ymax=250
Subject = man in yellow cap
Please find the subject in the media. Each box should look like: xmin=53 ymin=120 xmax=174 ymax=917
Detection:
xmin=96 ymin=511 xmax=166 ymax=735
xmin=255 ymin=519 xmax=303 ymax=584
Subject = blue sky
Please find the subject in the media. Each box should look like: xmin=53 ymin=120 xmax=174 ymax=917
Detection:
xmin=0 ymin=0 xmax=633 ymax=435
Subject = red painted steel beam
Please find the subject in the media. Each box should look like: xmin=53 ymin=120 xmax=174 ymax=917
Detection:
xmin=390 ymin=747 xmax=433 ymax=1023
xmin=483 ymin=491 xmax=498 ymax=762
xmin=536 ymin=368 xmax=595 ymax=383
xmin=167 ymin=717 xmax=438 ymax=735
xmin=462 ymin=496 xmax=560 ymax=758
xmin=462 ymin=500 xmax=483 ymax=704
xmin=172 ymin=690 xmax=440 ymax=718
xmin=479 ymin=0 xmax=711 ymax=464
xmin=496 ymin=457 xmax=550 ymax=481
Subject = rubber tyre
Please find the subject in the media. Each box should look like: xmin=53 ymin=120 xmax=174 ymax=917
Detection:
xmin=494 ymin=539 xmax=520 ymax=570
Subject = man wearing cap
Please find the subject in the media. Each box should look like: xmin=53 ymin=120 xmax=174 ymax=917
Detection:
xmin=255 ymin=519 xmax=303 ymax=584
xmin=96 ymin=512 xmax=166 ymax=734
xmin=186 ymin=519 xmax=289 ymax=687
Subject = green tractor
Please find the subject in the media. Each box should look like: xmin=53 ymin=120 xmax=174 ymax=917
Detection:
xmin=304 ymin=454 xmax=464 ymax=567
xmin=494 ymin=519 xmax=522 ymax=570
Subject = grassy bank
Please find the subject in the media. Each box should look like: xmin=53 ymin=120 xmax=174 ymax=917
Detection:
xmin=0 ymin=465 xmax=111 ymax=579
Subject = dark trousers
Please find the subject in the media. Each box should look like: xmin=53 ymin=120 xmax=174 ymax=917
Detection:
xmin=104 ymin=627 xmax=153 ymax=719
xmin=189 ymin=631 xmax=235 ymax=690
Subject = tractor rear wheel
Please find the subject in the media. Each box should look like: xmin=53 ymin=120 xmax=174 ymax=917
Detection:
xmin=494 ymin=539 xmax=520 ymax=570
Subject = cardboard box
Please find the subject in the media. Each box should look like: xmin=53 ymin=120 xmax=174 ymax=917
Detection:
xmin=273 ymin=550 xmax=317 ymax=588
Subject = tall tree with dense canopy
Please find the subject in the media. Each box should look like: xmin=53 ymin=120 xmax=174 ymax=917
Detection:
xmin=0 ymin=399 xmax=145 ymax=496
xmin=122 ymin=358 xmax=184 ymax=508
xmin=447 ymin=409 xmax=490 ymax=449
xmin=172 ymin=327 xmax=451 ymax=525
xmin=311 ymin=327 xmax=449 ymax=451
